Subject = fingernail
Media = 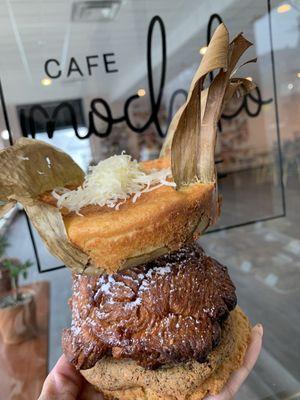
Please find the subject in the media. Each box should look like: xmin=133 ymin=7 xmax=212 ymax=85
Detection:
xmin=254 ymin=323 xmax=263 ymax=335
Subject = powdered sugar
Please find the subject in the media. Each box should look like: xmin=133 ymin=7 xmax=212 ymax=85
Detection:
xmin=146 ymin=265 xmax=171 ymax=277
xmin=123 ymin=297 xmax=142 ymax=310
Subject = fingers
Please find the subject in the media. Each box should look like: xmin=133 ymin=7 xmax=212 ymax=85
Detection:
xmin=38 ymin=355 xmax=84 ymax=400
xmin=204 ymin=324 xmax=263 ymax=400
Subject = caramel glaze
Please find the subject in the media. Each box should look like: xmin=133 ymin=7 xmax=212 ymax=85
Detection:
xmin=62 ymin=243 xmax=236 ymax=370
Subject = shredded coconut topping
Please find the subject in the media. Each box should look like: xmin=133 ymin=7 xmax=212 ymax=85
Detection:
xmin=53 ymin=153 xmax=175 ymax=213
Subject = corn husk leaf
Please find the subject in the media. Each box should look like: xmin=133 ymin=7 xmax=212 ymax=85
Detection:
xmin=170 ymin=23 xmax=229 ymax=187
xmin=23 ymin=201 xmax=88 ymax=272
xmin=165 ymin=25 xmax=256 ymax=187
xmin=0 ymin=201 xmax=16 ymax=219
xmin=160 ymin=77 xmax=255 ymax=158
xmin=0 ymin=138 xmax=84 ymax=200
xmin=0 ymin=138 xmax=89 ymax=271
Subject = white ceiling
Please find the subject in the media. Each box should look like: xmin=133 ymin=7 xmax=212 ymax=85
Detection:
xmin=0 ymin=0 xmax=299 ymax=107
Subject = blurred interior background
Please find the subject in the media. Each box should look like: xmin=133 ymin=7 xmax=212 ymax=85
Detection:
xmin=0 ymin=0 xmax=299 ymax=399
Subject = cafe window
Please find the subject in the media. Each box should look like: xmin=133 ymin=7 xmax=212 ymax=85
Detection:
xmin=0 ymin=1 xmax=299 ymax=399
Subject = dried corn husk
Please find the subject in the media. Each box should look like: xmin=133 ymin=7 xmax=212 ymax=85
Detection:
xmin=0 ymin=138 xmax=88 ymax=271
xmin=162 ymin=26 xmax=256 ymax=187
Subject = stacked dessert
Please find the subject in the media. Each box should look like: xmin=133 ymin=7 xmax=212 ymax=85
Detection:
xmin=0 ymin=23 xmax=256 ymax=399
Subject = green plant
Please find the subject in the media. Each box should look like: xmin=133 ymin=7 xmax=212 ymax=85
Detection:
xmin=2 ymin=259 xmax=33 ymax=302
xmin=0 ymin=236 xmax=9 ymax=259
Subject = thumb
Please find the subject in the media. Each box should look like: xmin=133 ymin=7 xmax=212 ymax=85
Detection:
xmin=38 ymin=355 xmax=84 ymax=400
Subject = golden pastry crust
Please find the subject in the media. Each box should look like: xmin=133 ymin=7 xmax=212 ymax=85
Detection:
xmin=64 ymin=182 xmax=217 ymax=274
xmin=66 ymin=159 xmax=218 ymax=274
xmin=81 ymin=306 xmax=251 ymax=400
xmin=40 ymin=156 xmax=219 ymax=274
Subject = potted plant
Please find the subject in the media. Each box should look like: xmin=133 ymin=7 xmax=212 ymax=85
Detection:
xmin=0 ymin=236 xmax=12 ymax=295
xmin=0 ymin=257 xmax=37 ymax=344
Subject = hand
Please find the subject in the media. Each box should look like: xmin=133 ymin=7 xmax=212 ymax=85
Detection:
xmin=38 ymin=355 xmax=103 ymax=400
xmin=204 ymin=323 xmax=263 ymax=400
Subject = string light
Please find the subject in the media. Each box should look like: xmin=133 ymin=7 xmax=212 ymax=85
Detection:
xmin=41 ymin=78 xmax=52 ymax=86
xmin=277 ymin=4 xmax=291 ymax=13
xmin=137 ymin=89 xmax=146 ymax=97
xmin=1 ymin=130 xmax=9 ymax=140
